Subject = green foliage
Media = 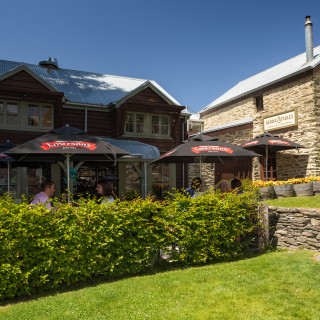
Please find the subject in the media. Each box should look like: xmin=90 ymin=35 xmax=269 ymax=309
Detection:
xmin=160 ymin=190 xmax=258 ymax=264
xmin=0 ymin=190 xmax=259 ymax=301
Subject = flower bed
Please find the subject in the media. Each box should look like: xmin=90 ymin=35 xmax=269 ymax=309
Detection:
xmin=252 ymin=176 xmax=320 ymax=199
xmin=252 ymin=176 xmax=320 ymax=188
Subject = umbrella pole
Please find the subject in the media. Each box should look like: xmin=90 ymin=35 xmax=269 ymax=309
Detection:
xmin=7 ymin=162 xmax=10 ymax=194
xmin=66 ymin=154 xmax=71 ymax=203
xmin=265 ymin=146 xmax=268 ymax=180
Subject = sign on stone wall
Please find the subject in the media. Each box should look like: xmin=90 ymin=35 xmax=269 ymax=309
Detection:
xmin=263 ymin=109 xmax=297 ymax=131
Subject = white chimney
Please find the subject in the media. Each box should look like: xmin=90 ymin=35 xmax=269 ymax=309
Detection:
xmin=305 ymin=16 xmax=314 ymax=62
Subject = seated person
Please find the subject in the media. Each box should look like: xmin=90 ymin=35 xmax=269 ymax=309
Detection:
xmin=31 ymin=180 xmax=55 ymax=209
xmin=96 ymin=179 xmax=116 ymax=204
xmin=215 ymin=180 xmax=230 ymax=193
xmin=185 ymin=177 xmax=202 ymax=197
xmin=230 ymin=178 xmax=244 ymax=194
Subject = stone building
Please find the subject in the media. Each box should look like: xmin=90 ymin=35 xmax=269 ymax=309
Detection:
xmin=198 ymin=16 xmax=320 ymax=183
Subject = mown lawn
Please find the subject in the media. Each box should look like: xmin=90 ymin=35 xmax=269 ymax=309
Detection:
xmin=1 ymin=250 xmax=320 ymax=320
xmin=264 ymin=194 xmax=320 ymax=209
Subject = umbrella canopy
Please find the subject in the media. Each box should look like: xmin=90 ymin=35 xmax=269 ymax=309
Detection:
xmin=241 ymin=132 xmax=304 ymax=153
xmin=241 ymin=132 xmax=304 ymax=179
xmin=152 ymin=133 xmax=260 ymax=164
xmin=5 ymin=125 xmax=130 ymax=194
xmin=0 ymin=140 xmax=16 ymax=164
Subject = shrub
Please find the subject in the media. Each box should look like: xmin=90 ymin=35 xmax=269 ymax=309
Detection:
xmin=159 ymin=190 xmax=259 ymax=264
xmin=0 ymin=190 xmax=260 ymax=300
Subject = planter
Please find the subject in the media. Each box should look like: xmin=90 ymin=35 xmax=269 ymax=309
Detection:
xmin=259 ymin=186 xmax=275 ymax=200
xmin=293 ymin=182 xmax=313 ymax=197
xmin=274 ymin=184 xmax=295 ymax=198
xmin=313 ymin=181 xmax=320 ymax=195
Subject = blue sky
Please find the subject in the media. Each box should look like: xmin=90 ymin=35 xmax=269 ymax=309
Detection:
xmin=2 ymin=0 xmax=320 ymax=113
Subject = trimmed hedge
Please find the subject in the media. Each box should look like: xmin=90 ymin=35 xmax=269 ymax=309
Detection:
xmin=0 ymin=190 xmax=259 ymax=300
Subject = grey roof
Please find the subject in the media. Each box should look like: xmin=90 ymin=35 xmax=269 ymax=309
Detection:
xmin=98 ymin=137 xmax=160 ymax=160
xmin=203 ymin=117 xmax=253 ymax=134
xmin=201 ymin=45 xmax=320 ymax=113
xmin=0 ymin=59 xmax=183 ymax=109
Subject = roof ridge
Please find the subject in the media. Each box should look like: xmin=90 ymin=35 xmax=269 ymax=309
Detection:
xmin=201 ymin=44 xmax=320 ymax=112
xmin=0 ymin=58 xmax=149 ymax=82
xmin=238 ymin=44 xmax=320 ymax=84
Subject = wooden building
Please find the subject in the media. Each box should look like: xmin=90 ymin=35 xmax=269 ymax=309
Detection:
xmin=0 ymin=58 xmax=190 ymax=199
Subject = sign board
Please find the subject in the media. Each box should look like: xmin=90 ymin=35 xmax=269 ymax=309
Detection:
xmin=263 ymin=110 xmax=297 ymax=131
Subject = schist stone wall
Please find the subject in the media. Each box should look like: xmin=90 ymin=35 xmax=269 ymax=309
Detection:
xmin=266 ymin=205 xmax=320 ymax=251
xmin=201 ymin=70 xmax=320 ymax=180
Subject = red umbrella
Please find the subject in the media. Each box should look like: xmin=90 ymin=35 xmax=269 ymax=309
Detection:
xmin=5 ymin=125 xmax=130 ymax=195
xmin=241 ymin=132 xmax=304 ymax=179
xmin=152 ymin=133 xmax=260 ymax=164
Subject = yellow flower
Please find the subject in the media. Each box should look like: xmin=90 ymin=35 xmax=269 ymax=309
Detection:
xmin=253 ymin=176 xmax=320 ymax=187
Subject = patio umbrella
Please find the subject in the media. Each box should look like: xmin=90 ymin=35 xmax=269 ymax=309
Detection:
xmin=0 ymin=140 xmax=16 ymax=194
xmin=5 ymin=124 xmax=130 ymax=196
xmin=241 ymin=132 xmax=304 ymax=180
xmin=152 ymin=133 xmax=260 ymax=164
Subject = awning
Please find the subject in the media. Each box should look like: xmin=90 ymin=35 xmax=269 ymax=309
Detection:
xmin=98 ymin=137 xmax=160 ymax=160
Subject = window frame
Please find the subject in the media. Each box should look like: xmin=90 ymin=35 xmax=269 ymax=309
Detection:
xmin=255 ymin=95 xmax=264 ymax=112
xmin=124 ymin=112 xmax=171 ymax=138
xmin=0 ymin=100 xmax=19 ymax=128
xmin=0 ymin=99 xmax=54 ymax=131
xmin=27 ymin=103 xmax=53 ymax=129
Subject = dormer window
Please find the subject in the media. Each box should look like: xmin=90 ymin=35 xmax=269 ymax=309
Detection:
xmin=255 ymin=95 xmax=264 ymax=111
xmin=124 ymin=112 xmax=170 ymax=138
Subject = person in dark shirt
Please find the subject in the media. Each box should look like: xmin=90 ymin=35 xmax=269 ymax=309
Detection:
xmin=231 ymin=178 xmax=244 ymax=194
xmin=185 ymin=177 xmax=202 ymax=197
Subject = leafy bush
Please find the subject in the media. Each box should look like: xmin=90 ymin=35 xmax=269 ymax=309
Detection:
xmin=160 ymin=190 xmax=259 ymax=264
xmin=0 ymin=190 xmax=259 ymax=300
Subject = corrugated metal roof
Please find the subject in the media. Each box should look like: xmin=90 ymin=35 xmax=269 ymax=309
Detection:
xmin=203 ymin=117 xmax=253 ymax=134
xmin=0 ymin=59 xmax=183 ymax=108
xmin=201 ymin=45 xmax=320 ymax=113
xmin=98 ymin=137 xmax=160 ymax=160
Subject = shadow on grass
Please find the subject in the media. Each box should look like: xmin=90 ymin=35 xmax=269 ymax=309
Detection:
xmin=1 ymin=246 xmax=274 ymax=307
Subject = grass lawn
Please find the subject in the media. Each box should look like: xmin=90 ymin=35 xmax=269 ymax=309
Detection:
xmin=264 ymin=194 xmax=320 ymax=209
xmin=1 ymin=250 xmax=320 ymax=319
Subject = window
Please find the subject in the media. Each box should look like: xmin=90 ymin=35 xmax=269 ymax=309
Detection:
xmin=28 ymin=104 xmax=40 ymax=126
xmin=152 ymin=116 xmax=160 ymax=134
xmin=28 ymin=104 xmax=52 ymax=128
xmin=136 ymin=114 xmax=144 ymax=133
xmin=0 ymin=100 xmax=53 ymax=131
xmin=125 ymin=112 xmax=170 ymax=138
xmin=255 ymin=95 xmax=264 ymax=111
xmin=160 ymin=116 xmax=169 ymax=135
xmin=0 ymin=101 xmax=19 ymax=126
xmin=42 ymin=106 xmax=52 ymax=127
xmin=125 ymin=114 xmax=134 ymax=132
xmin=152 ymin=115 xmax=170 ymax=135
xmin=125 ymin=113 xmax=145 ymax=134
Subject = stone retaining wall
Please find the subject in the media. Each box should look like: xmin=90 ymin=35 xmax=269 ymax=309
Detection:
xmin=266 ymin=205 xmax=320 ymax=251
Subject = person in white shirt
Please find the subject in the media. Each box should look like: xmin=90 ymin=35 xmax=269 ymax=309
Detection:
xmin=31 ymin=180 xmax=55 ymax=209
xmin=96 ymin=179 xmax=115 ymax=204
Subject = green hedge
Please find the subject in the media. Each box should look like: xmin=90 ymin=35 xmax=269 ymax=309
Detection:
xmin=0 ymin=190 xmax=259 ymax=300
